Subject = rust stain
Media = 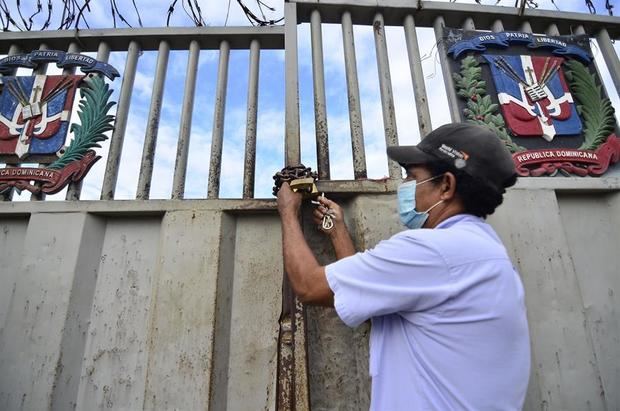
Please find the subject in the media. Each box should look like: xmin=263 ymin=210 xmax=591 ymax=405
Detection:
xmin=373 ymin=20 xmax=382 ymax=35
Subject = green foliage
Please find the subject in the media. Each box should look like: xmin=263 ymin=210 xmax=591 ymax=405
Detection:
xmin=453 ymin=55 xmax=524 ymax=153
xmin=453 ymin=56 xmax=487 ymax=99
xmin=48 ymin=75 xmax=115 ymax=170
xmin=564 ymin=60 xmax=616 ymax=150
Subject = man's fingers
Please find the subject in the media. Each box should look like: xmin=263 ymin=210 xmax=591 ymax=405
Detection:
xmin=318 ymin=195 xmax=333 ymax=207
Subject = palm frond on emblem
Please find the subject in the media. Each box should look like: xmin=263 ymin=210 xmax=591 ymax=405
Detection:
xmin=564 ymin=60 xmax=616 ymax=151
xmin=48 ymin=75 xmax=115 ymax=170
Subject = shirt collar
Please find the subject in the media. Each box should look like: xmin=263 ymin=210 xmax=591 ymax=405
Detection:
xmin=435 ymin=214 xmax=481 ymax=229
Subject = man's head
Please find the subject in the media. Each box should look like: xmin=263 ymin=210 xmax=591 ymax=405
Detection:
xmin=387 ymin=123 xmax=517 ymax=223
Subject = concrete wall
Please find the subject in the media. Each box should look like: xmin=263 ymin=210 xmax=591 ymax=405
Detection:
xmin=0 ymin=180 xmax=619 ymax=410
xmin=0 ymin=202 xmax=282 ymax=411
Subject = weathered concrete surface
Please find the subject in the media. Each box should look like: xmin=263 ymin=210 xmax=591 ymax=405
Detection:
xmin=304 ymin=195 xmax=402 ymax=411
xmin=490 ymin=190 xmax=606 ymax=411
xmin=0 ymin=208 xmax=285 ymax=410
xmin=0 ymin=217 xmax=28 ymax=339
xmin=144 ymin=210 xmax=227 ymax=410
xmin=52 ymin=214 xmax=107 ymax=411
xmin=556 ymin=191 xmax=620 ymax=410
xmin=0 ymin=213 xmax=105 ymax=410
xmin=225 ymin=214 xmax=282 ymax=411
xmin=75 ymin=217 xmax=161 ymax=410
xmin=209 ymin=212 xmax=237 ymax=411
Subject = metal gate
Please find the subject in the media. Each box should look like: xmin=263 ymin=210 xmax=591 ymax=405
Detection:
xmin=1 ymin=1 xmax=619 ymax=410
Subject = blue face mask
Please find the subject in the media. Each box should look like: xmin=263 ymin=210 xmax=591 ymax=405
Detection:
xmin=397 ymin=175 xmax=444 ymax=229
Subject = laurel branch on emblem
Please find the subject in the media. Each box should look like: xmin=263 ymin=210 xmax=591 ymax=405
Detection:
xmin=563 ymin=60 xmax=616 ymax=151
xmin=47 ymin=74 xmax=115 ymax=170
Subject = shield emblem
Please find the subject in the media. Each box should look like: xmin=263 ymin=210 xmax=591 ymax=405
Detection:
xmin=483 ymin=55 xmax=582 ymax=142
xmin=0 ymin=74 xmax=81 ymax=159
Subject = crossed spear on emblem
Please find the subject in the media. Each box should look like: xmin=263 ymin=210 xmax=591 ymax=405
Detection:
xmin=493 ymin=56 xmax=560 ymax=102
xmin=6 ymin=76 xmax=74 ymax=120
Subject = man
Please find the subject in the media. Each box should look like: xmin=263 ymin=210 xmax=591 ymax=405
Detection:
xmin=277 ymin=123 xmax=531 ymax=410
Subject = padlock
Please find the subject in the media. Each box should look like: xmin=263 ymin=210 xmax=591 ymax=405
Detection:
xmin=272 ymin=165 xmax=319 ymax=197
xmin=289 ymin=177 xmax=319 ymax=199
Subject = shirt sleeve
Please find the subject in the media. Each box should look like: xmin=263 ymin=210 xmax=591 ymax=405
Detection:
xmin=325 ymin=231 xmax=454 ymax=327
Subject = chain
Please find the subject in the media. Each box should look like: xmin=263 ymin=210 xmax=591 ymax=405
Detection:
xmin=274 ymin=165 xmax=334 ymax=231
xmin=272 ymin=164 xmax=318 ymax=196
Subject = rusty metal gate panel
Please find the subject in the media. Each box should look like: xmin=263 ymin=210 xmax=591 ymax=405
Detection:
xmin=0 ymin=201 xmax=284 ymax=410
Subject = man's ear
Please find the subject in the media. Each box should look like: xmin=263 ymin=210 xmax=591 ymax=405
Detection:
xmin=440 ymin=172 xmax=458 ymax=201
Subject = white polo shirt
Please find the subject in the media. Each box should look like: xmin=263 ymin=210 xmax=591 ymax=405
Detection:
xmin=325 ymin=214 xmax=530 ymax=411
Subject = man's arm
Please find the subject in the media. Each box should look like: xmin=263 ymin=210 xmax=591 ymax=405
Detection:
xmin=278 ymin=183 xmax=334 ymax=307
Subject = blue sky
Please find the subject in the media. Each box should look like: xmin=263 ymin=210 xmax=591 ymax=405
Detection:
xmin=4 ymin=0 xmax=619 ymax=201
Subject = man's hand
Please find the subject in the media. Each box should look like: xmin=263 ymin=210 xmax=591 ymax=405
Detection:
xmin=277 ymin=182 xmax=302 ymax=217
xmin=312 ymin=195 xmax=345 ymax=236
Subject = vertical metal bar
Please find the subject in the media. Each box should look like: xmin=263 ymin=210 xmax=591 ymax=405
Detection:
xmin=171 ymin=40 xmax=200 ymax=200
xmin=1 ymin=44 xmax=22 ymax=202
xmin=95 ymin=41 xmax=112 ymax=63
xmin=242 ymin=39 xmax=260 ymax=199
xmin=100 ymin=40 xmax=140 ymax=200
xmin=277 ymin=284 xmax=295 ymax=411
xmin=293 ymin=295 xmax=310 ymax=411
xmin=33 ymin=43 xmax=49 ymax=75
xmin=520 ymin=21 xmax=533 ymax=33
xmin=546 ymin=23 xmax=560 ymax=36
xmin=62 ymin=42 xmax=81 ymax=75
xmin=29 ymin=43 xmax=50 ymax=201
xmin=2 ymin=44 xmax=21 ymax=73
xmin=310 ymin=9 xmax=330 ymax=180
xmin=491 ymin=19 xmax=505 ymax=33
xmin=206 ymin=40 xmax=230 ymax=199
xmin=462 ymin=17 xmax=475 ymax=31
xmin=279 ymin=9 xmax=310 ymax=411
xmin=596 ymin=28 xmax=620 ymax=98
xmin=284 ymin=1 xmax=300 ymax=166
xmin=66 ymin=41 xmax=111 ymax=200
xmin=403 ymin=14 xmax=432 ymax=138
xmin=373 ymin=12 xmax=400 ymax=179
xmin=433 ymin=16 xmax=461 ymax=123
xmin=136 ymin=40 xmax=170 ymax=200
xmin=341 ymin=10 xmax=367 ymax=179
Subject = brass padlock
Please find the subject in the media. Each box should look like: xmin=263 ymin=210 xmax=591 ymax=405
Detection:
xmin=289 ymin=177 xmax=318 ymax=199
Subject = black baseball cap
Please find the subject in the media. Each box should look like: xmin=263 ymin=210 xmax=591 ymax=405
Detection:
xmin=386 ymin=123 xmax=517 ymax=191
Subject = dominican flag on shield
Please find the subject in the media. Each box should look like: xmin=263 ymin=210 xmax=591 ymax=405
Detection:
xmin=483 ymin=55 xmax=582 ymax=141
xmin=0 ymin=74 xmax=80 ymax=159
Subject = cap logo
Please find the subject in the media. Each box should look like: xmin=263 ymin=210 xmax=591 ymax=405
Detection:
xmin=438 ymin=144 xmax=468 ymax=159
xmin=438 ymin=144 xmax=469 ymax=168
